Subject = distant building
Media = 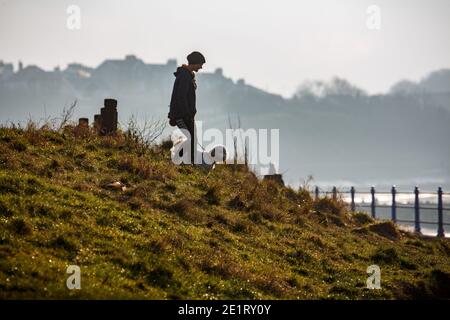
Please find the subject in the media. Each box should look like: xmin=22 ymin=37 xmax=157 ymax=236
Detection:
xmin=64 ymin=63 xmax=93 ymax=78
xmin=16 ymin=65 xmax=47 ymax=79
xmin=0 ymin=60 xmax=14 ymax=80
xmin=125 ymin=54 xmax=138 ymax=61
xmin=166 ymin=59 xmax=177 ymax=68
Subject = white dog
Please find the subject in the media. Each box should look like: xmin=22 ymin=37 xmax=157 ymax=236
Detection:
xmin=170 ymin=129 xmax=227 ymax=171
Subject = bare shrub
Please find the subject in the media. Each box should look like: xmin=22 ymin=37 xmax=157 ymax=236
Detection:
xmin=58 ymin=100 xmax=77 ymax=131
xmin=125 ymin=115 xmax=166 ymax=156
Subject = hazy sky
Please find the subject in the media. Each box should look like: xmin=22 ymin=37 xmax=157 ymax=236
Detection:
xmin=1 ymin=0 xmax=449 ymax=97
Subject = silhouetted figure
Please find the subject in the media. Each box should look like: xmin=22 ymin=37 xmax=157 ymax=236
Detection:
xmin=168 ymin=51 xmax=206 ymax=164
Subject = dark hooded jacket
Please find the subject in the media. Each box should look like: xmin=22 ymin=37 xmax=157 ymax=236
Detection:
xmin=168 ymin=66 xmax=196 ymax=120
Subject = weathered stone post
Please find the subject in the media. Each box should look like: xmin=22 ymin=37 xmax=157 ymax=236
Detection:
xmin=100 ymin=98 xmax=118 ymax=135
xmin=75 ymin=117 xmax=90 ymax=138
xmin=93 ymin=114 xmax=102 ymax=132
xmin=263 ymin=174 xmax=285 ymax=186
xmin=78 ymin=118 xmax=89 ymax=127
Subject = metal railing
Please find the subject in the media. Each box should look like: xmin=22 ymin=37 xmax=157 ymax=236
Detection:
xmin=312 ymin=186 xmax=450 ymax=237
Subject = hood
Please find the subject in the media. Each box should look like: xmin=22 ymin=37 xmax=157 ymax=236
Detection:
xmin=173 ymin=65 xmax=194 ymax=78
xmin=173 ymin=66 xmax=184 ymax=77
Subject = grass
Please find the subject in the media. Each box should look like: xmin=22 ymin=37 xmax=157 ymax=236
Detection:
xmin=0 ymin=124 xmax=449 ymax=299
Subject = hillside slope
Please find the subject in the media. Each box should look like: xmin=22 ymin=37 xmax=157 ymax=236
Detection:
xmin=0 ymin=124 xmax=449 ymax=299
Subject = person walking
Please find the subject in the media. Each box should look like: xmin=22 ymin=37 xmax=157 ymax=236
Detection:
xmin=168 ymin=51 xmax=206 ymax=164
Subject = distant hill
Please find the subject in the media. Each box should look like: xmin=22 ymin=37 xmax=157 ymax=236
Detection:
xmin=1 ymin=125 xmax=449 ymax=299
xmin=389 ymin=69 xmax=450 ymax=113
xmin=1 ymin=57 xmax=449 ymax=188
xmin=390 ymin=69 xmax=450 ymax=95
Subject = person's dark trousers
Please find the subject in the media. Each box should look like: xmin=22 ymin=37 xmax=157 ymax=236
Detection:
xmin=175 ymin=117 xmax=196 ymax=164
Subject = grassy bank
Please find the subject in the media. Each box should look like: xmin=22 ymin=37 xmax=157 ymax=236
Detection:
xmin=0 ymin=124 xmax=449 ymax=299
